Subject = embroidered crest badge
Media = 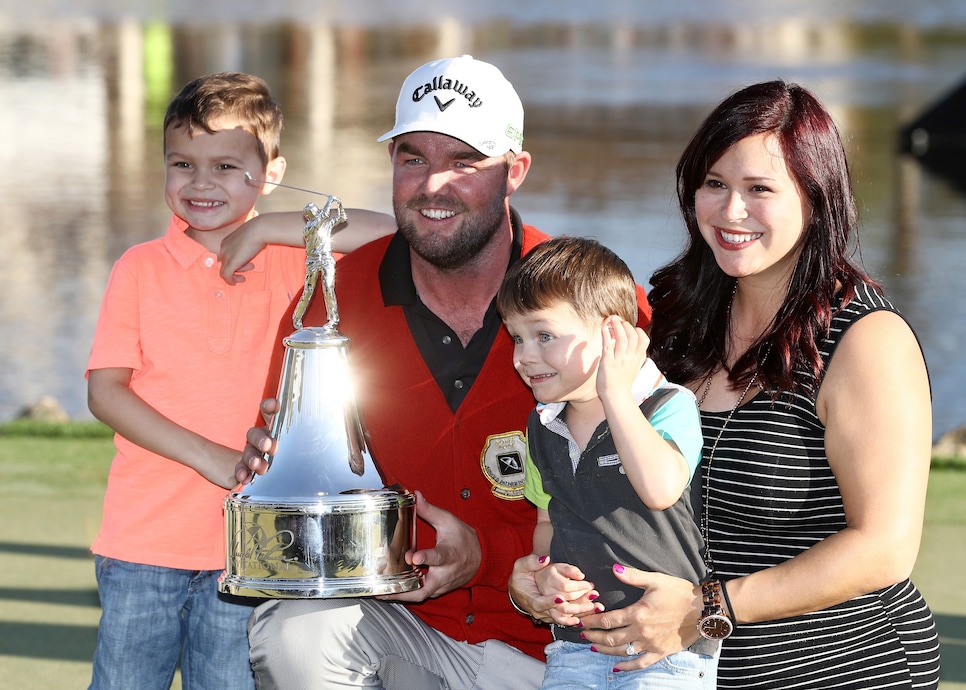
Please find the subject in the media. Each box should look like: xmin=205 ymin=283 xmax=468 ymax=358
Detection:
xmin=480 ymin=431 xmax=527 ymax=500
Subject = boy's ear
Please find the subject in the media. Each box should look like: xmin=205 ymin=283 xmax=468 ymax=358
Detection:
xmin=260 ymin=156 xmax=287 ymax=195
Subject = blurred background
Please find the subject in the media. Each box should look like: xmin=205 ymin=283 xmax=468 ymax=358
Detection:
xmin=3 ymin=0 xmax=966 ymax=440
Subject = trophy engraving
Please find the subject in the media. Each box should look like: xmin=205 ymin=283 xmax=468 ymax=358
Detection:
xmin=220 ymin=200 xmax=421 ymax=598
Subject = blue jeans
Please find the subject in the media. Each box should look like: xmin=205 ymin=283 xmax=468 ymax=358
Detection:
xmin=541 ymin=640 xmax=717 ymax=690
xmin=89 ymin=556 xmax=256 ymax=690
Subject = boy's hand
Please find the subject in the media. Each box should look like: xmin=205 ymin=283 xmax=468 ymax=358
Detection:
xmin=219 ymin=216 xmax=271 ymax=284
xmin=508 ymin=554 xmax=599 ymax=626
xmin=597 ymin=315 xmax=650 ymax=401
xmin=534 ymin=561 xmax=601 ymax=627
xmin=234 ymin=398 xmax=279 ymax=484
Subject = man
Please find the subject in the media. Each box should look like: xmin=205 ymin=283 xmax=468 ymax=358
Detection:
xmin=238 ymin=55 xmax=651 ymax=689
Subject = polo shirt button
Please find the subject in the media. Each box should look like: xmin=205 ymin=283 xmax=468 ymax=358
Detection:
xmin=465 ymin=613 xmax=475 ymax=625
xmin=442 ymin=335 xmax=452 ymax=345
xmin=453 ymin=379 xmax=464 ymax=390
xmin=460 ymin=488 xmax=471 ymax=500
xmin=205 ymin=257 xmax=215 ymax=267
xmin=215 ymin=291 xmax=224 ymax=299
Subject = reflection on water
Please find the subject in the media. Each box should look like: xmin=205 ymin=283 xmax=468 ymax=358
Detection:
xmin=3 ymin=3 xmax=966 ymax=438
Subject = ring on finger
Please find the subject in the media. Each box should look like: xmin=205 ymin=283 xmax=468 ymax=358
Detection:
xmin=625 ymin=641 xmax=636 ymax=656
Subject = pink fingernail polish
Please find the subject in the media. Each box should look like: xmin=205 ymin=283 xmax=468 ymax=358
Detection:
xmin=612 ymin=667 xmax=622 ymax=673
xmin=590 ymin=645 xmax=598 ymax=653
xmin=614 ymin=563 xmax=626 ymax=574
xmin=538 ymin=555 xmax=549 ymax=564
xmin=588 ymin=593 xmax=599 ymax=601
xmin=554 ymin=597 xmax=564 ymax=604
xmin=579 ymin=632 xmax=586 ymax=639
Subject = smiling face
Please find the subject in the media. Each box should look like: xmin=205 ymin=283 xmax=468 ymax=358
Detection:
xmin=503 ymin=301 xmax=603 ymax=405
xmin=163 ymin=115 xmax=284 ymax=245
xmin=694 ymin=132 xmax=811 ymax=287
xmin=389 ymin=131 xmax=518 ymax=270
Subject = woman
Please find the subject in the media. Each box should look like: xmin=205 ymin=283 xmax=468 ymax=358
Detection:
xmin=509 ymin=81 xmax=941 ymax=688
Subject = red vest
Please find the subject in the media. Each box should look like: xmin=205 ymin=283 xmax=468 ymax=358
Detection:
xmin=264 ymin=226 xmax=651 ymax=659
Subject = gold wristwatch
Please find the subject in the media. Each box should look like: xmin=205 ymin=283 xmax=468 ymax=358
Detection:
xmin=697 ymin=578 xmax=734 ymax=640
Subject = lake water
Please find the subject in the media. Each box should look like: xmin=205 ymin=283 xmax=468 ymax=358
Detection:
xmin=3 ymin=1 xmax=966 ymax=439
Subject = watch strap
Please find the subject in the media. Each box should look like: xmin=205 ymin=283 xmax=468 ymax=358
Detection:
xmin=701 ymin=578 xmax=727 ymax=618
xmin=698 ymin=577 xmax=734 ymax=640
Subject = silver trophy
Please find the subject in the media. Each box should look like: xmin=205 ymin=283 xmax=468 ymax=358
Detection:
xmin=219 ymin=198 xmax=421 ymax=598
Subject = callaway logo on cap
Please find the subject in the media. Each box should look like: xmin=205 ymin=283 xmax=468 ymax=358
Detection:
xmin=378 ymin=54 xmax=524 ymax=155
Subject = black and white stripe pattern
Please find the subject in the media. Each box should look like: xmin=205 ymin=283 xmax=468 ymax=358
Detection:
xmin=696 ymin=283 xmax=941 ymax=688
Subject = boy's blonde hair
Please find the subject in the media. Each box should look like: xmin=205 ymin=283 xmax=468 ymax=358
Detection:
xmin=163 ymin=72 xmax=283 ymax=167
xmin=497 ymin=236 xmax=638 ymax=324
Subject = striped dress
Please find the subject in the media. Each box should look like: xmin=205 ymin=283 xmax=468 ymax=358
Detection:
xmin=695 ymin=283 xmax=942 ymax=689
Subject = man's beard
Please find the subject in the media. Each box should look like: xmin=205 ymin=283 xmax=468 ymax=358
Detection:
xmin=394 ymin=187 xmax=507 ymax=270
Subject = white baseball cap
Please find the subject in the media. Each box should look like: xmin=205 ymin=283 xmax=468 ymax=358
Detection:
xmin=378 ymin=55 xmax=524 ymax=156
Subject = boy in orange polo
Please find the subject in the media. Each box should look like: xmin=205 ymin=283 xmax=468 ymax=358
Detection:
xmin=85 ymin=72 xmax=393 ymax=689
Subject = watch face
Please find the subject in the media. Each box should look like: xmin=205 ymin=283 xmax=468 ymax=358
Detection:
xmin=699 ymin=614 xmax=734 ymax=640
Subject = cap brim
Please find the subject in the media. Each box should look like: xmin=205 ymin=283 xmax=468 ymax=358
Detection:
xmin=377 ymin=121 xmax=453 ymax=144
xmin=376 ymin=123 xmax=512 ymax=157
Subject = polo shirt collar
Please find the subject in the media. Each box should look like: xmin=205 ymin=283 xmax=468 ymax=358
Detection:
xmin=163 ymin=212 xmax=260 ymax=270
xmin=536 ymin=358 xmax=667 ymax=426
xmin=378 ymin=207 xmax=526 ymax=307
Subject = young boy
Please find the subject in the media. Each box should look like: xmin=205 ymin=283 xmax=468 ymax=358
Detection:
xmin=496 ymin=236 xmax=718 ymax=689
xmin=85 ymin=72 xmax=393 ymax=689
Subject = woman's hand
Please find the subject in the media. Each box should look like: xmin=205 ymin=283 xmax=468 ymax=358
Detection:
xmin=578 ymin=565 xmax=702 ymax=671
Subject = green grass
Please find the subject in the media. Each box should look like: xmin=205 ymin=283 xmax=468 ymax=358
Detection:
xmin=1 ymin=441 xmax=112 ymax=497
xmin=0 ymin=423 xmax=115 ymax=497
xmin=932 ymin=454 xmax=966 ymax=472
xmin=0 ymin=419 xmax=114 ymax=439
xmin=0 ymin=423 xmax=962 ymax=689
xmin=0 ymin=424 xmax=180 ymax=688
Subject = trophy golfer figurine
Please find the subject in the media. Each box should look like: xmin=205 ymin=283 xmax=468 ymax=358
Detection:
xmin=294 ymin=199 xmax=343 ymax=330
xmin=219 ymin=199 xmax=421 ymax=598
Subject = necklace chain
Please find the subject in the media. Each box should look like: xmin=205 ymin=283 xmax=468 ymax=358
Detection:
xmin=698 ymin=362 xmax=758 ymax=574
xmin=699 ymin=279 xmax=760 ymax=574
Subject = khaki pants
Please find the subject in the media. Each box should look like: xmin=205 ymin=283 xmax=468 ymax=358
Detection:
xmin=248 ymin=598 xmax=545 ymax=689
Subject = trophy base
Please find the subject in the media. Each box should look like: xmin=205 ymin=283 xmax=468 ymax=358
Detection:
xmin=221 ymin=490 xmax=420 ymax=599
xmin=218 ymin=570 xmax=422 ymax=599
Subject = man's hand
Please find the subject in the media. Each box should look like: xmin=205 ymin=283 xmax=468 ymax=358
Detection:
xmin=379 ymin=491 xmax=481 ymax=602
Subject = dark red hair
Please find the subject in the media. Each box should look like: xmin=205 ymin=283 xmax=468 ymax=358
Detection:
xmin=648 ymin=80 xmax=879 ymax=396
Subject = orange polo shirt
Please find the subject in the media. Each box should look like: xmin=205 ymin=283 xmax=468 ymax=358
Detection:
xmin=87 ymin=214 xmax=306 ymax=569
